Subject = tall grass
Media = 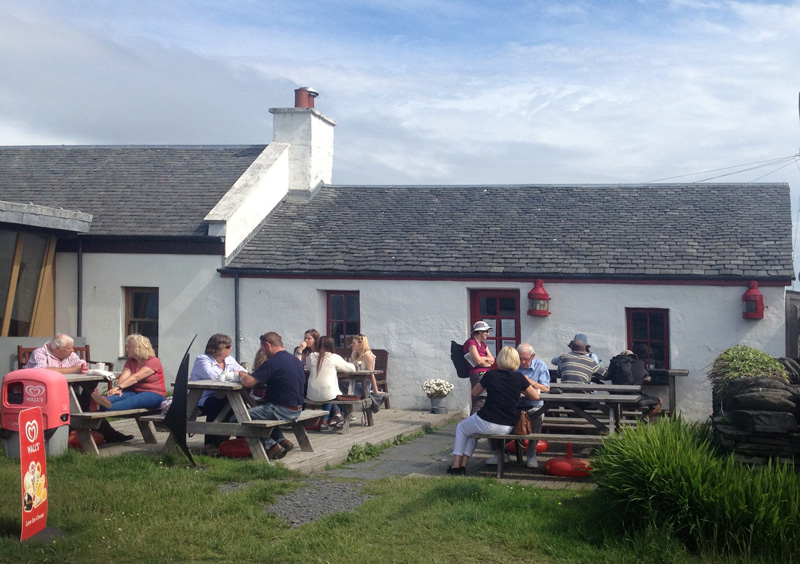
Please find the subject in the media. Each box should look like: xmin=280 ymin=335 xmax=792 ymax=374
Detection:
xmin=592 ymin=417 xmax=800 ymax=560
xmin=0 ymin=447 xmax=738 ymax=564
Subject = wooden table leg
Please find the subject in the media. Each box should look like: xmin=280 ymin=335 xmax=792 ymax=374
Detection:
xmin=228 ymin=391 xmax=269 ymax=461
xmin=289 ymin=421 xmax=314 ymax=452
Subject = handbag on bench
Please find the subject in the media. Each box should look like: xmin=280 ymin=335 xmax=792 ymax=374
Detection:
xmin=513 ymin=410 xmax=532 ymax=435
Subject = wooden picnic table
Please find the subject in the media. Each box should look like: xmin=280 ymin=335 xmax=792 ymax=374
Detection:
xmin=539 ymin=390 xmax=643 ymax=434
xmin=65 ymin=373 xmax=159 ymax=455
xmin=143 ymin=380 xmax=326 ymax=462
xmin=337 ymin=369 xmax=383 ymax=398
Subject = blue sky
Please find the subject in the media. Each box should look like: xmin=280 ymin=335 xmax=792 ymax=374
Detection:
xmin=2 ymin=1 xmax=800 ymax=280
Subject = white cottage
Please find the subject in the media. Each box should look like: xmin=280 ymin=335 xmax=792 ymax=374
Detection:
xmin=0 ymin=89 xmax=794 ymax=422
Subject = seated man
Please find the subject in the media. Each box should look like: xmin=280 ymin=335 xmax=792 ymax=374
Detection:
xmin=24 ymin=333 xmax=84 ymax=374
xmin=516 ymin=343 xmax=550 ymax=469
xmin=238 ymin=332 xmax=306 ymax=460
xmin=556 ymin=335 xmax=606 ymax=384
xmin=605 ymin=349 xmax=662 ymax=417
xmin=25 ymin=333 xmax=132 ymax=443
xmin=552 ymin=332 xmax=602 ymax=368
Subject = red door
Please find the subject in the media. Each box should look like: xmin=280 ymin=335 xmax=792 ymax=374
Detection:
xmin=470 ymin=290 xmax=520 ymax=359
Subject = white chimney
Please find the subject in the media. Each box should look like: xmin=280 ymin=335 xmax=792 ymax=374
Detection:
xmin=269 ymin=87 xmax=335 ymax=192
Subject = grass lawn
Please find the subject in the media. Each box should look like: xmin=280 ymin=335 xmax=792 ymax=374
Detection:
xmin=0 ymin=449 xmax=769 ymax=563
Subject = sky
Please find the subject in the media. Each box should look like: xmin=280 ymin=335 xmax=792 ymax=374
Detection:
xmin=2 ymin=0 xmax=800 ymax=281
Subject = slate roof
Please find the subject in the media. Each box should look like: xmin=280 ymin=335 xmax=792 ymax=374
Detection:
xmin=228 ymin=183 xmax=794 ymax=281
xmin=0 ymin=146 xmax=265 ymax=237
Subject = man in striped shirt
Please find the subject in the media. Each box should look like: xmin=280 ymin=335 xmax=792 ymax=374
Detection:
xmin=556 ymin=335 xmax=606 ymax=384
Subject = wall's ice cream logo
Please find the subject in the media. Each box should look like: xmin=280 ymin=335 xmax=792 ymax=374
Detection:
xmin=24 ymin=420 xmax=38 ymax=443
xmin=25 ymin=385 xmax=45 ymax=403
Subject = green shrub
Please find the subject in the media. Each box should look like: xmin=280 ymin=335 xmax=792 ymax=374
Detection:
xmin=592 ymin=418 xmax=800 ymax=560
xmin=708 ymin=345 xmax=787 ymax=388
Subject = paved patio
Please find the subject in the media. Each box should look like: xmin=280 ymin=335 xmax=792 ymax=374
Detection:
xmin=92 ymin=409 xmax=598 ymax=488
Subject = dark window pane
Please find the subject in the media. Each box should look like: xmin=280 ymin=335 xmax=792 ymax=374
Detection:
xmin=345 ymin=321 xmax=359 ymax=337
xmin=650 ymin=343 xmax=666 ymax=369
xmin=345 ymin=295 xmax=359 ymax=321
xmin=482 ymin=298 xmax=497 ymax=316
xmin=631 ymin=313 xmax=648 ymax=339
xmin=649 ymin=313 xmax=665 ymax=340
xmin=330 ymin=295 xmax=343 ymax=320
xmin=498 ymin=298 xmax=515 ymax=316
xmin=330 ymin=322 xmax=343 ymax=347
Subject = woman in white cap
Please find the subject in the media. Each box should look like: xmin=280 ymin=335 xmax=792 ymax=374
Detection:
xmin=463 ymin=320 xmax=495 ymax=413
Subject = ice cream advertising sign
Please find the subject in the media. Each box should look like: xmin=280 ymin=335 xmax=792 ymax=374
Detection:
xmin=19 ymin=408 xmax=48 ymax=541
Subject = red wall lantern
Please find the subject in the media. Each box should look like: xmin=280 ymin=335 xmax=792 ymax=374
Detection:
xmin=742 ymin=281 xmax=764 ymax=319
xmin=527 ymin=279 xmax=550 ymax=316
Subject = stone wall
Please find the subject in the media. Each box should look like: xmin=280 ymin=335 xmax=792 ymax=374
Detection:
xmin=711 ymin=372 xmax=800 ymax=464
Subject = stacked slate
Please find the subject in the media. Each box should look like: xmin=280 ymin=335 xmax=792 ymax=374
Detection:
xmin=711 ymin=375 xmax=800 ymax=464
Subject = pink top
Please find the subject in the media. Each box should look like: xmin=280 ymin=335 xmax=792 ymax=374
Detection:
xmin=464 ymin=338 xmax=490 ymax=376
xmin=123 ymin=356 xmax=166 ymax=395
xmin=25 ymin=343 xmax=83 ymax=369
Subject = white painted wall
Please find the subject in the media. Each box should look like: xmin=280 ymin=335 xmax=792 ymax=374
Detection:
xmin=237 ymin=278 xmax=787 ymax=422
xmin=55 ymin=252 xmax=237 ymax=382
xmin=270 ymin=108 xmax=335 ymax=192
xmin=205 ymin=143 xmax=290 ymax=259
xmin=54 ymin=255 xmax=787 ymax=423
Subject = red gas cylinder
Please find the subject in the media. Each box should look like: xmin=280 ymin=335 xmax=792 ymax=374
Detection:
xmin=219 ymin=438 xmax=251 ymax=458
xmin=506 ymin=439 xmax=549 ymax=455
xmin=545 ymin=443 xmax=592 ymax=477
xmin=68 ymin=430 xmax=105 ymax=449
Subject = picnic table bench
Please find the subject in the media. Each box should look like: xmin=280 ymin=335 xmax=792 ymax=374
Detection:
xmin=475 ymin=433 xmax=603 ymax=478
xmin=304 ymin=396 xmax=374 ymax=433
xmin=65 ymin=373 xmax=160 ymax=455
xmin=141 ymin=380 xmax=327 ymax=462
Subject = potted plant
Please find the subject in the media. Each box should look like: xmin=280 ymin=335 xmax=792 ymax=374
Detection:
xmin=422 ymin=379 xmax=454 ymax=414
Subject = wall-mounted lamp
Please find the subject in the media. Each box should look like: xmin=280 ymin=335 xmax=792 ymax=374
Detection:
xmin=742 ymin=280 xmax=764 ymax=319
xmin=527 ymin=279 xmax=550 ymax=316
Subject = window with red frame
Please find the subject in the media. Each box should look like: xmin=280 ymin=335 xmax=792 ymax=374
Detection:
xmin=327 ymin=291 xmax=359 ymax=349
xmin=626 ymin=308 xmax=669 ymax=369
xmin=470 ymin=290 xmax=520 ymax=358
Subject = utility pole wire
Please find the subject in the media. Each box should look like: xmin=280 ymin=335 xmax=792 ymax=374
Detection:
xmin=645 ymin=154 xmax=799 ymax=183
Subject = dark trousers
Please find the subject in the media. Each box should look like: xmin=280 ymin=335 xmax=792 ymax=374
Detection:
xmin=199 ymin=396 xmax=233 ymax=447
xmin=469 ymin=371 xmax=488 ymax=414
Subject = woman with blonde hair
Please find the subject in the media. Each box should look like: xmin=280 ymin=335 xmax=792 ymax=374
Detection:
xmin=349 ymin=334 xmax=378 ymax=392
xmin=93 ymin=334 xmax=166 ymax=411
xmin=307 ymin=336 xmax=355 ymax=431
xmin=446 ymin=346 xmax=539 ymax=475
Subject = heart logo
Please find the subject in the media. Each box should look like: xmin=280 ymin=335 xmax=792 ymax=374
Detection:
xmin=26 ymin=385 xmax=45 ymax=397
xmin=25 ymin=420 xmax=38 ymax=443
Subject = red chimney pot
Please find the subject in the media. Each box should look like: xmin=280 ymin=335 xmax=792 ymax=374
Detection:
xmin=294 ymin=87 xmax=319 ymax=108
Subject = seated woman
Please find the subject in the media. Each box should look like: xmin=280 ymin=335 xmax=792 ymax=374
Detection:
xmin=189 ymin=334 xmax=249 ymax=454
xmin=447 ymin=346 xmax=539 ymax=475
xmin=293 ymin=329 xmax=320 ymax=365
xmin=92 ymin=334 xmax=166 ymax=412
xmin=306 ymin=336 xmax=355 ymax=431
xmin=349 ymin=334 xmax=378 ymax=394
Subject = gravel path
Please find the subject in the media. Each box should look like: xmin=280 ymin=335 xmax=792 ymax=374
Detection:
xmin=265 ymin=478 xmax=372 ymax=528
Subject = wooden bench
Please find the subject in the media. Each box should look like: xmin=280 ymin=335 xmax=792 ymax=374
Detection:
xmin=475 ymin=433 xmax=604 ymax=478
xmin=304 ymin=398 xmax=373 ymax=433
xmin=140 ymin=409 xmax=329 ymax=460
xmin=70 ymin=408 xmax=161 ymax=455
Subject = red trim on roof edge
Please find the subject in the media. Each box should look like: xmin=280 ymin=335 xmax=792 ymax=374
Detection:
xmin=218 ymin=271 xmax=791 ymax=287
